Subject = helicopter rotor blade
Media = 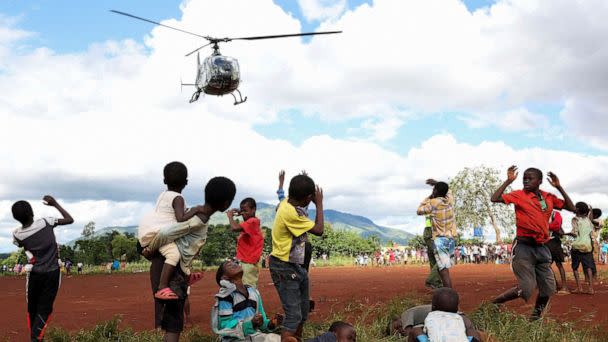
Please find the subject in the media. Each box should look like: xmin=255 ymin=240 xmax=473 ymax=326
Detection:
xmin=230 ymin=31 xmax=342 ymax=41
xmin=185 ymin=42 xmax=213 ymax=57
xmin=110 ymin=10 xmax=208 ymax=39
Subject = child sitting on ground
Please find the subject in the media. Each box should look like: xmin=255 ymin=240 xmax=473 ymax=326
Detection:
xmin=409 ymin=288 xmax=482 ymax=342
xmin=227 ymin=198 xmax=264 ymax=288
xmin=306 ymin=321 xmax=356 ymax=342
xmin=138 ymin=161 xmax=206 ymax=300
xmin=212 ymin=260 xmax=283 ymax=342
xmin=567 ymin=202 xmax=595 ymax=294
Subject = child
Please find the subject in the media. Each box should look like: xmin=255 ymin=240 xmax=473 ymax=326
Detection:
xmin=490 ymin=166 xmax=575 ymax=319
xmin=270 ymin=174 xmax=324 ymax=341
xmin=546 ymin=210 xmax=569 ymax=294
xmin=305 ymin=321 xmax=356 ymax=342
xmin=150 ymin=176 xmax=236 ymax=342
xmin=12 ymin=195 xmax=74 ymax=342
xmin=212 ymin=260 xmax=283 ymax=342
xmin=138 ymin=162 xmax=205 ymax=300
xmin=567 ymin=202 xmax=595 ymax=294
xmin=409 ymin=288 xmax=481 ymax=342
xmin=417 ymin=179 xmax=456 ymax=288
xmin=227 ymin=197 xmax=264 ymax=288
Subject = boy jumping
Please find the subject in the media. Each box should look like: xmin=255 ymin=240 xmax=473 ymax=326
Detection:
xmin=12 ymin=195 xmax=74 ymax=342
xmin=417 ymin=179 xmax=456 ymax=288
xmin=270 ymin=174 xmax=324 ymax=341
xmin=490 ymin=166 xmax=575 ymax=319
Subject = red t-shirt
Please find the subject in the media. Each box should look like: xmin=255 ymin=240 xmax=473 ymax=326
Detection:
xmin=502 ymin=190 xmax=565 ymax=244
xmin=236 ymin=217 xmax=264 ymax=264
xmin=548 ymin=211 xmax=563 ymax=233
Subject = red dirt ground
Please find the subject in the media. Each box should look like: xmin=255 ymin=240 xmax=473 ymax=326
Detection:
xmin=2 ymin=263 xmax=608 ymax=340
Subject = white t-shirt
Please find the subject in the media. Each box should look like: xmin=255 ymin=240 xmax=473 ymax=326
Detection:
xmin=424 ymin=311 xmax=468 ymax=342
xmin=138 ymin=191 xmax=183 ymax=246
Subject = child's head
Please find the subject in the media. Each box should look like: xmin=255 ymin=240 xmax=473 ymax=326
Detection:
xmin=163 ymin=161 xmax=188 ymax=191
xmin=592 ymin=208 xmax=602 ymax=220
xmin=329 ymin=321 xmax=356 ymax=342
xmin=575 ymin=202 xmax=590 ymax=216
xmin=288 ymin=174 xmax=315 ymax=205
xmin=431 ymin=287 xmax=459 ymax=313
xmin=215 ymin=260 xmax=243 ymax=285
xmin=205 ymin=177 xmax=236 ymax=212
xmin=240 ymin=198 xmax=256 ymax=220
xmin=431 ymin=182 xmax=449 ymax=198
xmin=523 ymin=168 xmax=542 ymax=192
xmin=12 ymin=200 xmax=33 ymax=226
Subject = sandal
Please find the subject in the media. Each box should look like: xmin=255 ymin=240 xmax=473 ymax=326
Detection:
xmin=154 ymin=287 xmax=178 ymax=300
xmin=188 ymin=272 xmax=203 ymax=286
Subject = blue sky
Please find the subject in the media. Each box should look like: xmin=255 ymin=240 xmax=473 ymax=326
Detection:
xmin=2 ymin=0 xmax=608 ymax=252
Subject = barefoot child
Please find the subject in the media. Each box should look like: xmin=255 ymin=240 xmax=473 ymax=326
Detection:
xmin=547 ymin=210 xmax=569 ymax=294
xmin=138 ymin=162 xmax=205 ymax=300
xmin=227 ymin=198 xmax=264 ymax=288
xmin=270 ymin=174 xmax=324 ymax=341
xmin=212 ymin=260 xmax=283 ymax=341
xmin=12 ymin=195 xmax=74 ymax=342
xmin=490 ymin=166 xmax=575 ymax=319
xmin=567 ymin=202 xmax=595 ymax=294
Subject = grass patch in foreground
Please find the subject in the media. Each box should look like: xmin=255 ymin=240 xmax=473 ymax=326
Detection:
xmin=46 ymin=296 xmax=608 ymax=342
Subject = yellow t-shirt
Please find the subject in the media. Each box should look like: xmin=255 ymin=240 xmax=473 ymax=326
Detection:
xmin=271 ymin=199 xmax=315 ymax=262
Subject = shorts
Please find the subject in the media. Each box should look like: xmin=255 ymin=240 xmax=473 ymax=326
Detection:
xmin=511 ymin=240 xmax=556 ymax=300
xmin=269 ymin=256 xmax=309 ymax=332
xmin=401 ymin=304 xmax=432 ymax=328
xmin=241 ymin=260 xmax=260 ymax=288
xmin=433 ymin=237 xmax=455 ymax=270
xmin=571 ymin=250 xmax=594 ymax=272
xmin=546 ymin=238 xmax=564 ymax=263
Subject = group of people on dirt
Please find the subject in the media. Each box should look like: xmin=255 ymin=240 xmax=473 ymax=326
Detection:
xmin=418 ymin=166 xmax=604 ymax=322
xmin=10 ymin=162 xmax=604 ymax=342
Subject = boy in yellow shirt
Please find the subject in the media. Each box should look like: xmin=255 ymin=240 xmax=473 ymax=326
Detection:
xmin=269 ymin=174 xmax=324 ymax=341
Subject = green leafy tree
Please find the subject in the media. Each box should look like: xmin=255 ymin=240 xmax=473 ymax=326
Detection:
xmin=199 ymin=224 xmax=238 ymax=266
xmin=59 ymin=245 xmax=75 ymax=262
xmin=1 ymin=249 xmax=26 ymax=267
xmin=82 ymin=221 xmax=96 ymax=238
xmin=449 ymin=166 xmax=515 ymax=243
xmin=408 ymin=235 xmax=425 ymax=250
xmin=600 ymin=220 xmax=608 ymax=242
xmin=111 ymin=234 xmax=139 ymax=262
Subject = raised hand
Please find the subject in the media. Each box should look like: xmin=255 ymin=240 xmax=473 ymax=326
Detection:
xmin=278 ymin=170 xmax=285 ymax=184
xmin=301 ymin=170 xmax=308 ymax=176
xmin=426 ymin=179 xmax=438 ymax=186
xmin=43 ymin=195 xmax=57 ymax=206
xmin=313 ymin=185 xmax=323 ymax=205
xmin=547 ymin=172 xmax=561 ymax=188
xmin=226 ymin=208 xmax=240 ymax=218
xmin=507 ymin=165 xmax=518 ymax=182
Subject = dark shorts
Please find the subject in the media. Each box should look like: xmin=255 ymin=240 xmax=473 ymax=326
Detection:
xmin=511 ymin=239 xmax=556 ymax=300
xmin=546 ymin=237 xmax=564 ymax=263
xmin=269 ymin=255 xmax=309 ymax=332
xmin=150 ymin=254 xmax=187 ymax=333
xmin=571 ymin=250 xmax=594 ymax=272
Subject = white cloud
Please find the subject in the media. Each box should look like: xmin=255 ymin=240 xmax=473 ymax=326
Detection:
xmin=298 ymin=0 xmax=347 ymax=22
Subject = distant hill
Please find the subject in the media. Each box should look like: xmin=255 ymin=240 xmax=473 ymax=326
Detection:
xmin=67 ymin=202 xmax=413 ymax=245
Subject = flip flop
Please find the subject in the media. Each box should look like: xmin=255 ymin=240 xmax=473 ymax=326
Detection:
xmin=154 ymin=287 xmax=178 ymax=300
xmin=188 ymin=272 xmax=203 ymax=286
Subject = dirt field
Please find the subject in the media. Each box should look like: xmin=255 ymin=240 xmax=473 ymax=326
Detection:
xmin=2 ymin=263 xmax=608 ymax=340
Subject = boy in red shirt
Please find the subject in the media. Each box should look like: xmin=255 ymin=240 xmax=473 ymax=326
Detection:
xmin=490 ymin=166 xmax=575 ymax=319
xmin=227 ymin=198 xmax=264 ymax=288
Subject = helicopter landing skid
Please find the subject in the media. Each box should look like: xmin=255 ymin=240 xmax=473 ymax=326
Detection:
xmin=189 ymin=91 xmax=201 ymax=103
xmin=231 ymin=89 xmax=247 ymax=105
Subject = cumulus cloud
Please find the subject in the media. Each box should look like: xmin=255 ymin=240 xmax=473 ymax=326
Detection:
xmin=298 ymin=0 xmax=347 ymax=22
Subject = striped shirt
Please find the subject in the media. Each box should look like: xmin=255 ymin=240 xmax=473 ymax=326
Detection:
xmin=417 ymin=193 xmax=456 ymax=238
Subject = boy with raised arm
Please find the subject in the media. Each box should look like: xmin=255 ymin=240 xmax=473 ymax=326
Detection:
xmin=417 ymin=179 xmax=456 ymax=288
xmin=490 ymin=166 xmax=575 ymax=319
xmin=269 ymin=174 xmax=324 ymax=341
xmin=12 ymin=195 xmax=74 ymax=342
xmin=227 ymin=198 xmax=264 ymax=288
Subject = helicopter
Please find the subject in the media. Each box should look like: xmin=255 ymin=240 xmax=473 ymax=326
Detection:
xmin=111 ymin=10 xmax=342 ymax=105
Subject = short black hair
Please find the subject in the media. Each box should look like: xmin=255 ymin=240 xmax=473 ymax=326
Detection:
xmin=432 ymin=287 xmax=459 ymax=313
xmin=240 ymin=197 xmax=256 ymax=209
xmin=288 ymin=174 xmax=315 ymax=201
xmin=434 ymin=182 xmax=449 ymax=198
xmin=592 ymin=208 xmax=602 ymax=220
xmin=329 ymin=321 xmax=352 ymax=333
xmin=524 ymin=167 xmax=543 ymax=180
xmin=215 ymin=261 xmax=228 ymax=286
xmin=575 ymin=202 xmax=590 ymax=215
xmin=205 ymin=177 xmax=236 ymax=210
xmin=12 ymin=200 xmax=33 ymax=225
xmin=163 ymin=161 xmax=188 ymax=188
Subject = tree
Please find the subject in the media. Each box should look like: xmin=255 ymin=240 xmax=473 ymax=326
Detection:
xmin=111 ymin=234 xmax=139 ymax=262
xmin=600 ymin=219 xmax=608 ymax=242
xmin=449 ymin=166 xmax=515 ymax=243
xmin=82 ymin=221 xmax=96 ymax=238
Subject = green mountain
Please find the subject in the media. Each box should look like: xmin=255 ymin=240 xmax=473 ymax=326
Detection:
xmin=68 ymin=203 xmax=413 ymax=245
